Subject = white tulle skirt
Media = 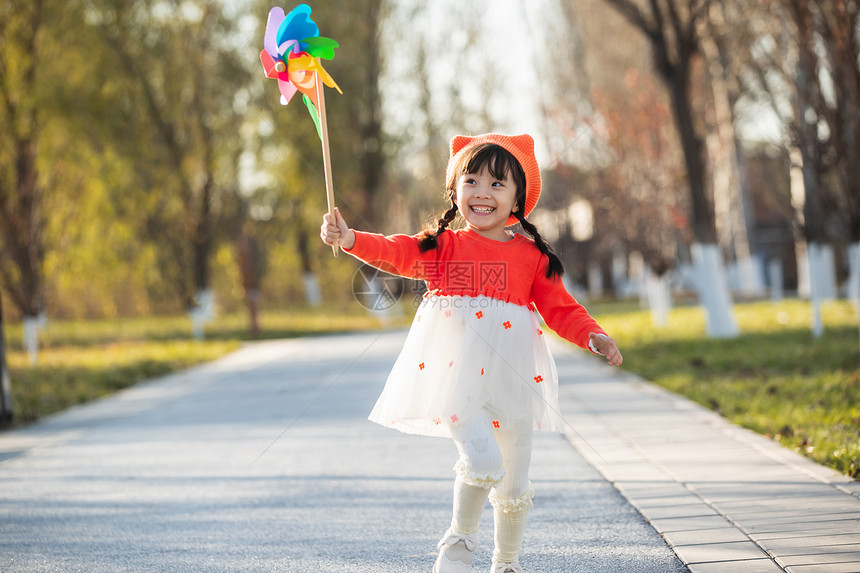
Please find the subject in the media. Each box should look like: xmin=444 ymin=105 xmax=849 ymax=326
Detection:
xmin=368 ymin=295 xmax=563 ymax=438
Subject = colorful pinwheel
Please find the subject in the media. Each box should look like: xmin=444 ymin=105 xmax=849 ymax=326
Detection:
xmin=261 ymin=4 xmax=342 ymax=255
xmin=260 ymin=4 xmax=342 ymax=138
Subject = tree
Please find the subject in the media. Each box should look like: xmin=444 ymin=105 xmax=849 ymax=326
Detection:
xmin=240 ymin=0 xmax=390 ymax=312
xmin=593 ymin=70 xmax=690 ymax=322
xmin=728 ymin=0 xmax=859 ymax=338
xmin=700 ymin=0 xmax=763 ymax=296
xmin=600 ymin=0 xmax=739 ymax=337
xmin=95 ymin=0 xmax=250 ymax=333
xmin=792 ymin=0 xmax=860 ymax=347
xmin=0 ymin=0 xmax=56 ymax=362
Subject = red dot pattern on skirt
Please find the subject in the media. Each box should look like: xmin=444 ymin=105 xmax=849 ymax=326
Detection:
xmin=412 ymin=309 xmax=548 ymax=431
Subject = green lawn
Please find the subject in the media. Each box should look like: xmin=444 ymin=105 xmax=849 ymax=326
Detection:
xmin=590 ymin=299 xmax=860 ymax=478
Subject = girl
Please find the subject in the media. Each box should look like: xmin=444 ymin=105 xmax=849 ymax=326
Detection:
xmin=320 ymin=133 xmax=622 ymax=573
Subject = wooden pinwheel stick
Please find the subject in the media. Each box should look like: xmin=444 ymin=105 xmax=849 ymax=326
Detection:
xmin=315 ymin=64 xmax=338 ymax=257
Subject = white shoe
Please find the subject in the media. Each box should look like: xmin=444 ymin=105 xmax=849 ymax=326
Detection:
xmin=432 ymin=528 xmax=477 ymax=573
xmin=491 ymin=563 xmax=525 ymax=573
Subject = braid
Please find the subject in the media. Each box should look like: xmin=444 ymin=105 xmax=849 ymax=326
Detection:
xmin=418 ymin=199 xmax=458 ymax=252
xmin=514 ymin=211 xmax=564 ymax=279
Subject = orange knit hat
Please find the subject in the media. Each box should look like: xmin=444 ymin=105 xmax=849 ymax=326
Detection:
xmin=447 ymin=133 xmax=542 ymax=226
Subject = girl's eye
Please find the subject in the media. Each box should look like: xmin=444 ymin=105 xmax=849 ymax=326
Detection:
xmin=465 ymin=178 xmax=477 ymax=185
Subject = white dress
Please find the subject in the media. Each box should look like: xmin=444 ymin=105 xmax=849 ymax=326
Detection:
xmin=368 ymin=294 xmax=563 ymax=438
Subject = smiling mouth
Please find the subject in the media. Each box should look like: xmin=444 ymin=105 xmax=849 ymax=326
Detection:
xmin=470 ymin=206 xmax=495 ymax=214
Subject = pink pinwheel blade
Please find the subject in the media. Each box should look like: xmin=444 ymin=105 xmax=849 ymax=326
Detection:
xmin=264 ymin=7 xmax=286 ymax=57
xmin=277 ymin=78 xmax=298 ymax=105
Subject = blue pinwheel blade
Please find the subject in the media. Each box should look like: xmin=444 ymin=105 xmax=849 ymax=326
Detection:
xmin=276 ymin=4 xmax=319 ymax=48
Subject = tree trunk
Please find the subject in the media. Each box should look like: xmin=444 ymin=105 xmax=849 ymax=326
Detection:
xmin=297 ymin=228 xmax=321 ymax=306
xmin=848 ymin=241 xmax=860 ymax=354
xmin=666 ymin=69 xmax=716 ymax=245
xmin=664 ymin=55 xmax=737 ymax=337
xmin=235 ymin=233 xmax=261 ymax=339
xmin=0 ymin=0 xmax=47 ymax=352
xmin=646 ymin=268 xmax=672 ymax=327
xmin=700 ymin=7 xmax=762 ymax=295
xmin=602 ymin=0 xmax=737 ymax=338
xmin=807 ymin=242 xmax=825 ymax=338
xmin=692 ymin=243 xmax=739 ymax=338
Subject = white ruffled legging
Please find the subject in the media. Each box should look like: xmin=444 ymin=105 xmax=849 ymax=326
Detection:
xmin=448 ymin=412 xmax=534 ymax=565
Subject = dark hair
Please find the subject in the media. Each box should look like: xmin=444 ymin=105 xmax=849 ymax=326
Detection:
xmin=418 ymin=143 xmax=563 ymax=279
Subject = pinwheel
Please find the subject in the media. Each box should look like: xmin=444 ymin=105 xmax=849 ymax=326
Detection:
xmin=261 ymin=4 xmax=342 ymax=254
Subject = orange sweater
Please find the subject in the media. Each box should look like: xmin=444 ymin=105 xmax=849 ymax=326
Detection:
xmin=344 ymin=228 xmax=607 ymax=352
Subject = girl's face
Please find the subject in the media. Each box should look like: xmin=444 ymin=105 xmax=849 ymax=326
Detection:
xmin=455 ymin=165 xmax=519 ymax=242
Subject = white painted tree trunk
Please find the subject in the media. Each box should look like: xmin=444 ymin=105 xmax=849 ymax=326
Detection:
xmin=768 ymin=258 xmax=784 ymax=302
xmin=813 ymin=244 xmax=837 ymax=300
xmin=189 ymin=289 xmax=216 ymax=341
xmin=734 ymin=255 xmax=766 ymax=297
xmin=848 ymin=241 xmax=860 ymax=352
xmin=807 ymin=243 xmax=824 ymax=338
xmin=848 ymin=242 xmax=860 ymax=308
xmin=692 ymin=243 xmax=739 ymax=338
xmin=303 ymin=272 xmax=322 ymax=306
xmin=588 ymin=263 xmax=603 ymax=299
xmin=22 ymin=315 xmax=41 ymax=366
xmin=645 ymin=270 xmax=672 ymax=328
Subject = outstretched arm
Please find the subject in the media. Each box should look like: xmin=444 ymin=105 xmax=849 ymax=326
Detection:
xmin=320 ymin=207 xmax=356 ymax=250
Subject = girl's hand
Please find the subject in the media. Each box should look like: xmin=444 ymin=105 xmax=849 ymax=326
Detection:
xmin=320 ymin=207 xmax=355 ymax=250
xmin=589 ymin=333 xmax=623 ymax=366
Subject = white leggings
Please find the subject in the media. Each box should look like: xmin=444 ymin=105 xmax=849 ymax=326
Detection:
xmin=451 ymin=413 xmax=533 ymax=499
xmin=447 ymin=412 xmax=534 ymax=548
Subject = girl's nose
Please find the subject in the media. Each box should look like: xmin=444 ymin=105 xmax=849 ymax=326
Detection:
xmin=474 ymin=183 xmax=491 ymax=198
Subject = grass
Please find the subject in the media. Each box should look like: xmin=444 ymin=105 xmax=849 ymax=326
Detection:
xmin=3 ymin=303 xmax=405 ymax=425
xmin=6 ymin=340 xmax=240 ymax=423
xmin=590 ymin=299 xmax=860 ymax=478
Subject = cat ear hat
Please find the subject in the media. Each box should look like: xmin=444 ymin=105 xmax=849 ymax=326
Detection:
xmin=446 ymin=133 xmax=542 ymax=226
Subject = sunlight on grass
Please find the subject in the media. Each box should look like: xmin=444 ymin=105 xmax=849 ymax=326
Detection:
xmin=7 ymin=340 xmax=241 ymax=423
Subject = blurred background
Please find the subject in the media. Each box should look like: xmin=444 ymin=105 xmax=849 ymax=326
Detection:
xmin=2 ymin=0 xmax=858 ymax=328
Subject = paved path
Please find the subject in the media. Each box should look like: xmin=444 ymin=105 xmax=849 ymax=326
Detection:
xmin=0 ymin=331 xmax=686 ymax=573
xmin=548 ymin=336 xmax=860 ymax=573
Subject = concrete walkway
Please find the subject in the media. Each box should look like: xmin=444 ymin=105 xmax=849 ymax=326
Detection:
xmin=0 ymin=329 xmax=857 ymax=572
xmin=549 ymin=336 xmax=860 ymax=573
xmin=0 ymin=331 xmax=684 ymax=573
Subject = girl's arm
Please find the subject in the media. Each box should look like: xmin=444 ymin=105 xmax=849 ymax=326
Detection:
xmin=320 ymin=208 xmax=434 ymax=278
xmin=530 ymin=257 xmax=623 ymax=366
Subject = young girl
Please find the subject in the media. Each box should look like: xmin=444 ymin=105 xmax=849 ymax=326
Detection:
xmin=320 ymin=133 xmax=622 ymax=573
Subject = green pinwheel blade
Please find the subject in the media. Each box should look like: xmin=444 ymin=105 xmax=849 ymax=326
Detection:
xmin=302 ymin=36 xmax=339 ymax=60
xmin=303 ymin=94 xmax=322 ymax=140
